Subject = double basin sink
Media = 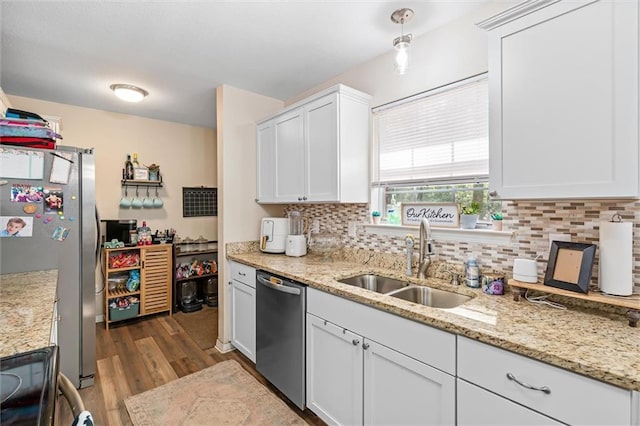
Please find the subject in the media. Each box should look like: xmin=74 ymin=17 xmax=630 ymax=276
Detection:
xmin=338 ymin=274 xmax=472 ymax=309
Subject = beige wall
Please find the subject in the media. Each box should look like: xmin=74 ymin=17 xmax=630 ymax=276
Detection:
xmin=216 ymin=85 xmax=283 ymax=348
xmin=7 ymin=95 xmax=217 ymax=241
xmin=7 ymin=95 xmax=217 ymax=320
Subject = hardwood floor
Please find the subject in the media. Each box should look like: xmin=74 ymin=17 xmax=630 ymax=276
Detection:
xmin=56 ymin=311 xmax=325 ymax=425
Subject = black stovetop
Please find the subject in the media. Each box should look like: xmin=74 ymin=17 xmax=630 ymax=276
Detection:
xmin=1 ymin=346 xmax=58 ymax=426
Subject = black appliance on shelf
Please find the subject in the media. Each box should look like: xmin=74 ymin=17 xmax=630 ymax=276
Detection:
xmin=179 ymin=281 xmax=203 ymax=313
xmin=103 ymin=219 xmax=137 ymax=246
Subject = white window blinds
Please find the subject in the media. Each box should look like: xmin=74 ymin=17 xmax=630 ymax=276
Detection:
xmin=373 ymin=75 xmax=488 ymax=185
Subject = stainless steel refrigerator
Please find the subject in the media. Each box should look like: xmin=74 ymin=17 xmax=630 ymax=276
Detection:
xmin=0 ymin=144 xmax=97 ymax=388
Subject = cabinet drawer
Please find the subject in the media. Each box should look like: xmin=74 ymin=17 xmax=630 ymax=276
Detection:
xmin=229 ymin=261 xmax=256 ymax=287
xmin=458 ymin=336 xmax=632 ymax=425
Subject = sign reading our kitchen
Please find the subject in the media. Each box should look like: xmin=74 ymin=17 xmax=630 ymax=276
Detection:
xmin=401 ymin=203 xmax=460 ymax=228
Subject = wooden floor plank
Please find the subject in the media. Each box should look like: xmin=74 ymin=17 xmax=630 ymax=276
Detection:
xmin=157 ymin=315 xmax=183 ymax=335
xmin=56 ymin=312 xmax=324 ymax=426
xmin=135 ymin=336 xmax=179 ymax=387
xmin=147 ymin=318 xmax=188 ymax=362
xmin=110 ymin=325 xmax=156 ymax=395
xmin=97 ymin=357 xmax=132 ymax=426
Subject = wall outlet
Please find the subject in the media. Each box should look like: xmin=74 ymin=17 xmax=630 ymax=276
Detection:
xmin=348 ymin=221 xmax=357 ymax=238
xmin=548 ymin=233 xmax=571 ymax=250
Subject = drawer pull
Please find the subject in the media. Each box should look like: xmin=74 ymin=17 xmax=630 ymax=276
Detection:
xmin=506 ymin=373 xmax=551 ymax=394
xmin=352 ymin=339 xmax=360 ymax=346
xmin=362 ymin=342 xmax=370 ymax=350
xmin=238 ymin=272 xmax=246 ymax=276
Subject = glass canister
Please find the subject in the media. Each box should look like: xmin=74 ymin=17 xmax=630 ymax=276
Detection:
xmin=288 ymin=211 xmax=305 ymax=235
xmin=465 ymin=256 xmax=480 ymax=288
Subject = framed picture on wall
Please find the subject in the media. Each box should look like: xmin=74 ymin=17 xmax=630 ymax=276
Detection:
xmin=543 ymin=241 xmax=596 ymax=294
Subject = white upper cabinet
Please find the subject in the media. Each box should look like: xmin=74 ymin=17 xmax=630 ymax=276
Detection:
xmin=478 ymin=0 xmax=639 ymax=199
xmin=256 ymin=84 xmax=371 ymax=204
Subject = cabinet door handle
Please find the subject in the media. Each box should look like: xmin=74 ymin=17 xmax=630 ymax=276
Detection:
xmin=506 ymin=373 xmax=551 ymax=394
xmin=303 ymin=196 xmax=307 ymax=201
xmin=238 ymin=272 xmax=246 ymax=276
xmin=298 ymin=197 xmax=302 ymax=201
xmin=489 ymin=190 xmax=498 ymax=197
xmin=352 ymin=339 xmax=360 ymax=346
xmin=362 ymin=342 xmax=370 ymax=350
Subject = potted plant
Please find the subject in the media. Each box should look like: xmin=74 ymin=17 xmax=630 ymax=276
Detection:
xmin=147 ymin=164 xmax=160 ymax=181
xmin=460 ymin=202 xmax=480 ymax=229
xmin=491 ymin=212 xmax=504 ymax=231
xmin=371 ymin=210 xmax=381 ymax=224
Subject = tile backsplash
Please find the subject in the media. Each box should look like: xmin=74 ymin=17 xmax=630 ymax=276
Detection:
xmin=283 ymin=200 xmax=640 ymax=291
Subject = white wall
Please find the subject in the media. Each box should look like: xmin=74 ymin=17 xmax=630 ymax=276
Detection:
xmin=215 ymin=85 xmax=283 ymax=348
xmin=287 ymin=2 xmax=514 ymax=109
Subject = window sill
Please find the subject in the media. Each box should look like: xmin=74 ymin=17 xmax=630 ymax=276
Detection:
xmin=363 ymin=224 xmax=514 ymax=245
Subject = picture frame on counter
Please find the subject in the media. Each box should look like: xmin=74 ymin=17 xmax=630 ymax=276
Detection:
xmin=544 ymin=241 xmax=596 ymax=294
xmin=401 ymin=203 xmax=459 ymax=227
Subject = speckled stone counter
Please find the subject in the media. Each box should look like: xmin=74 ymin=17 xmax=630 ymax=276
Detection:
xmin=228 ymin=251 xmax=640 ymax=392
xmin=0 ymin=269 xmax=57 ymax=357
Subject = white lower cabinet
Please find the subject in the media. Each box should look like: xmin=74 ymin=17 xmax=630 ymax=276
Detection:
xmin=229 ymin=261 xmax=256 ymax=362
xmin=458 ymin=336 xmax=635 ymax=426
xmin=457 ymin=379 xmax=561 ymax=426
xmin=363 ymin=338 xmax=455 ymax=426
xmin=306 ymin=314 xmax=363 ymax=425
xmin=306 ymin=288 xmax=455 ymax=425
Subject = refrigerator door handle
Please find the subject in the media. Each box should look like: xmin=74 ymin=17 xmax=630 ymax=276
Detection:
xmin=95 ymin=206 xmax=101 ymax=263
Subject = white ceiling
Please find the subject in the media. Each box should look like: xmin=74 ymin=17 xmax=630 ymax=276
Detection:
xmin=1 ymin=1 xmax=488 ymax=129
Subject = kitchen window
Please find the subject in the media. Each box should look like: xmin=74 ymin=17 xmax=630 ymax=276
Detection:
xmin=372 ymin=73 xmax=499 ymax=222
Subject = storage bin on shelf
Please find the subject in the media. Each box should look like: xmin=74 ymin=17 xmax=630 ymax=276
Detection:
xmin=108 ymin=296 xmax=140 ymax=321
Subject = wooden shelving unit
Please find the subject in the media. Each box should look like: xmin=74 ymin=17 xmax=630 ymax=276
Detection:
xmin=509 ymin=279 xmax=640 ymax=327
xmin=103 ymin=245 xmax=172 ymax=329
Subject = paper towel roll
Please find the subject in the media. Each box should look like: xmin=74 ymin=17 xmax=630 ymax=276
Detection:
xmin=599 ymin=221 xmax=633 ymax=296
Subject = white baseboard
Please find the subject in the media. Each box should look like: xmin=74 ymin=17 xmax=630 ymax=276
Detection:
xmin=215 ymin=339 xmax=236 ymax=353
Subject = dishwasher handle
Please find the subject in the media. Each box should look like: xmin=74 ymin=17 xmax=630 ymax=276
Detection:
xmin=257 ymin=275 xmax=301 ymax=295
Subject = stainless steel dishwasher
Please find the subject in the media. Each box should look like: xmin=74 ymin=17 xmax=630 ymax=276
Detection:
xmin=256 ymin=270 xmax=306 ymax=410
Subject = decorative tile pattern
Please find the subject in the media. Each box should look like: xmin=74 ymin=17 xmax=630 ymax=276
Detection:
xmin=281 ymin=201 xmax=640 ymax=291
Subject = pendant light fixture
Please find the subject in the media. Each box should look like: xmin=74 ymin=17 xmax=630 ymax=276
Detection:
xmin=110 ymin=84 xmax=149 ymax=102
xmin=391 ymin=8 xmax=414 ymax=75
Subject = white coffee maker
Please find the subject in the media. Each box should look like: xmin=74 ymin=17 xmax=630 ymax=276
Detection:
xmin=285 ymin=211 xmax=307 ymax=257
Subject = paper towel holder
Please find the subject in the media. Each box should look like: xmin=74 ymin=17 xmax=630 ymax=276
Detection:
xmin=544 ymin=241 xmax=596 ymax=294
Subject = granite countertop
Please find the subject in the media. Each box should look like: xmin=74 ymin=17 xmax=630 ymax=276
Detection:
xmin=0 ymin=270 xmax=58 ymax=357
xmin=228 ymin=252 xmax=640 ymax=392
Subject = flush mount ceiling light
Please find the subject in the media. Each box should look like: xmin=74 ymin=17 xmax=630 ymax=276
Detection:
xmin=109 ymin=84 xmax=149 ymax=103
xmin=391 ymin=8 xmax=414 ymax=75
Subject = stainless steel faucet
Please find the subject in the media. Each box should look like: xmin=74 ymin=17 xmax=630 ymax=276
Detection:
xmin=417 ymin=218 xmax=434 ymax=279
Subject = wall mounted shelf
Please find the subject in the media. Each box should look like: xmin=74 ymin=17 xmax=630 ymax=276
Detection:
xmin=121 ymin=178 xmax=163 ymax=188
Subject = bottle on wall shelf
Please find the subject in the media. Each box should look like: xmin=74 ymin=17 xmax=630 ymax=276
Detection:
xmin=132 ymin=153 xmax=140 ymax=168
xmin=124 ymin=154 xmax=134 ymax=180
xmin=465 ymin=256 xmax=480 ymax=288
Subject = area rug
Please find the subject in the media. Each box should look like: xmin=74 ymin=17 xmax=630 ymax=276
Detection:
xmin=124 ymin=360 xmax=307 ymax=426
xmin=173 ymin=305 xmax=218 ymax=350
